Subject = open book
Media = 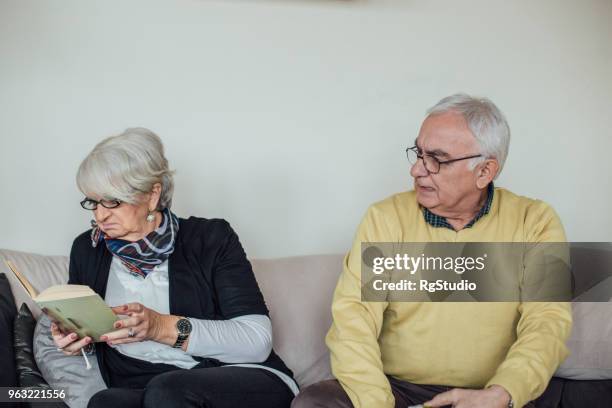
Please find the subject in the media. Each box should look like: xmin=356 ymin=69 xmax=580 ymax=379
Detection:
xmin=5 ymin=260 xmax=118 ymax=342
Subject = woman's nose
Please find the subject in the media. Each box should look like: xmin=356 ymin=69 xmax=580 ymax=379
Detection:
xmin=94 ymin=206 xmax=110 ymax=222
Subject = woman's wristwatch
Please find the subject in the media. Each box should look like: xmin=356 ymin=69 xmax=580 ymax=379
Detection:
xmin=172 ymin=317 xmax=192 ymax=349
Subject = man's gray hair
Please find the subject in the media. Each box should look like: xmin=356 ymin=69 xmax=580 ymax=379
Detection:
xmin=427 ymin=93 xmax=511 ymax=177
xmin=76 ymin=127 xmax=175 ymax=210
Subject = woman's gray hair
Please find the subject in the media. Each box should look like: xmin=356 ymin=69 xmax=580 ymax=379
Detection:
xmin=76 ymin=127 xmax=175 ymax=210
xmin=427 ymin=93 xmax=511 ymax=178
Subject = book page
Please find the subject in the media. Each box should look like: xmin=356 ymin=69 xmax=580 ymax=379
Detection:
xmin=4 ymin=260 xmax=38 ymax=298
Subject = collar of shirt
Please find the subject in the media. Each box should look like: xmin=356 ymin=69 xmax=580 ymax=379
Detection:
xmin=421 ymin=182 xmax=494 ymax=230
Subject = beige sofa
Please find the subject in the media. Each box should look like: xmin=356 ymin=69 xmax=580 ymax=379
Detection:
xmin=0 ymin=248 xmax=342 ymax=389
xmin=2 ymin=245 xmax=612 ymax=401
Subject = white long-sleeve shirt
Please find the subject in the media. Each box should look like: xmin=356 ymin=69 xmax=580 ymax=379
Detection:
xmin=104 ymin=256 xmax=298 ymax=395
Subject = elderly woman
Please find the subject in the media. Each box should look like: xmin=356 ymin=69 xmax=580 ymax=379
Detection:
xmin=50 ymin=128 xmax=297 ymax=408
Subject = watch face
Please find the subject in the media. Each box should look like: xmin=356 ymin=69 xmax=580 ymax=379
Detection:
xmin=176 ymin=318 xmax=192 ymax=335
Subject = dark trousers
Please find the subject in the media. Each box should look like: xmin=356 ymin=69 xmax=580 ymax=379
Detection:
xmin=291 ymin=377 xmax=567 ymax=408
xmin=88 ymin=367 xmax=294 ymax=408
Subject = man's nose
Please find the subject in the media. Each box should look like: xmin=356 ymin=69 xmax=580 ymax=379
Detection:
xmin=410 ymin=157 xmax=429 ymax=178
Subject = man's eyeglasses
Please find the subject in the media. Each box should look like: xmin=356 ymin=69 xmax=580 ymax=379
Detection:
xmin=405 ymin=146 xmax=482 ymax=174
xmin=80 ymin=198 xmax=122 ymax=210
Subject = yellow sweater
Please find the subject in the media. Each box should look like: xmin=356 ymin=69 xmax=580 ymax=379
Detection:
xmin=326 ymin=187 xmax=572 ymax=408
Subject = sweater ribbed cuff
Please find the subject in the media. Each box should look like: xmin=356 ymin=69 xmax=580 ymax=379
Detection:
xmin=486 ymin=373 xmax=527 ymax=408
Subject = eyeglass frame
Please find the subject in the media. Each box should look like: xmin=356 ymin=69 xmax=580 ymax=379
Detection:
xmin=405 ymin=145 xmax=483 ymax=174
xmin=80 ymin=197 xmax=123 ymax=210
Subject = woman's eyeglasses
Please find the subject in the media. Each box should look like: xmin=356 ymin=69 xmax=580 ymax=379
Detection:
xmin=80 ymin=198 xmax=122 ymax=210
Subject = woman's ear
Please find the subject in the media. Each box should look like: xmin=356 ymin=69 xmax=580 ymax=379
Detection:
xmin=148 ymin=183 xmax=162 ymax=211
xmin=476 ymin=159 xmax=499 ymax=189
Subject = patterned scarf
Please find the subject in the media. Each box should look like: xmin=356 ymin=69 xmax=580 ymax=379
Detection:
xmin=90 ymin=208 xmax=179 ymax=278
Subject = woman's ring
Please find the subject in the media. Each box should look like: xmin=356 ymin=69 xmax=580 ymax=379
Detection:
xmin=128 ymin=328 xmax=135 ymax=338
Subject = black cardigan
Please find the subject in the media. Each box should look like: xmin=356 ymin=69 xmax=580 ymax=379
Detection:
xmin=68 ymin=216 xmax=294 ymax=388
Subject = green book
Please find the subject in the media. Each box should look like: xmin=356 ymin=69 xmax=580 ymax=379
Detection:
xmin=5 ymin=260 xmax=118 ymax=342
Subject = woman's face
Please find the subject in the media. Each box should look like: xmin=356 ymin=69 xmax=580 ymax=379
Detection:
xmin=93 ymin=198 xmax=150 ymax=241
xmin=90 ymin=184 xmax=161 ymax=241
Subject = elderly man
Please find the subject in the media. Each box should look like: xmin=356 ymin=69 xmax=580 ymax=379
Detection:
xmin=292 ymin=94 xmax=571 ymax=408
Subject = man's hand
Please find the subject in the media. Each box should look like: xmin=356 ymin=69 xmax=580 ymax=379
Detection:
xmin=424 ymin=385 xmax=511 ymax=408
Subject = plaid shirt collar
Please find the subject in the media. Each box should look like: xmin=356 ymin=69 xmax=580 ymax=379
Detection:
xmin=422 ymin=183 xmax=494 ymax=230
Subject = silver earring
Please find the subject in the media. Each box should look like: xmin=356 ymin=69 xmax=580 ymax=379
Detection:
xmin=146 ymin=212 xmax=155 ymax=223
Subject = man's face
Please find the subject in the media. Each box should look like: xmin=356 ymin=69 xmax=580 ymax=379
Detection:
xmin=410 ymin=111 xmax=482 ymax=213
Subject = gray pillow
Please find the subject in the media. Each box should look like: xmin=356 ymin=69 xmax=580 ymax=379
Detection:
xmin=555 ymin=245 xmax=612 ymax=380
xmin=555 ymin=300 xmax=612 ymax=380
xmin=33 ymin=315 xmax=106 ymax=408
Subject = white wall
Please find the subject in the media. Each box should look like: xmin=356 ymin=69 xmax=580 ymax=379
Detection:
xmin=1 ymin=0 xmax=611 ymax=258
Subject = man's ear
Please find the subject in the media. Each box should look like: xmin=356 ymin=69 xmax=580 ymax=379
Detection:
xmin=148 ymin=183 xmax=162 ymax=211
xmin=476 ymin=159 xmax=499 ymax=189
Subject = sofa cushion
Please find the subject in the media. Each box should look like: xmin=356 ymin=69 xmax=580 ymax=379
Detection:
xmin=34 ymin=315 xmax=107 ymax=408
xmin=0 ymin=273 xmax=18 ymax=392
xmin=13 ymin=303 xmax=68 ymax=407
xmin=252 ymin=254 xmax=343 ymax=388
xmin=555 ymin=302 xmax=612 ymax=380
xmin=555 ymin=245 xmax=612 ymax=380
xmin=14 ymin=303 xmax=49 ymax=387
xmin=0 ymin=249 xmax=68 ymax=319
